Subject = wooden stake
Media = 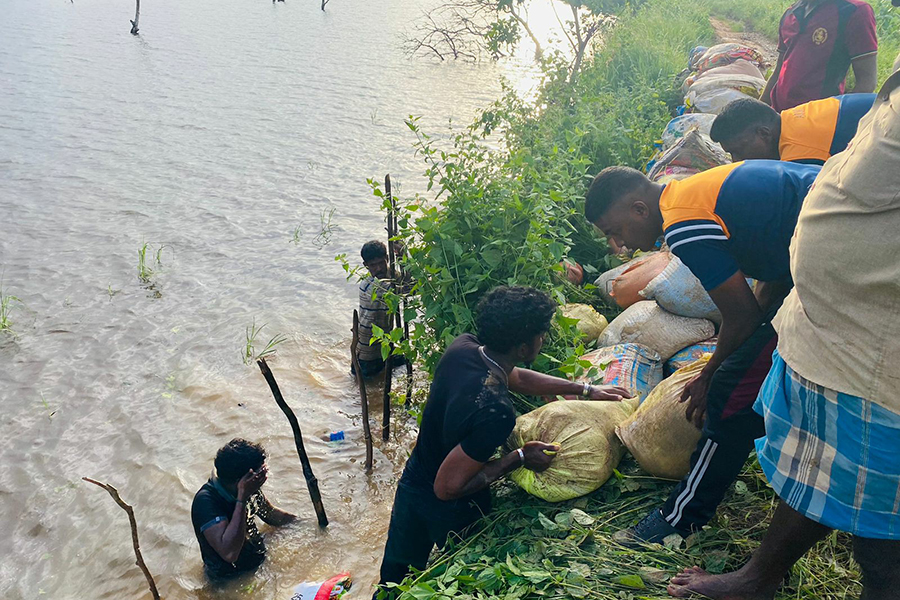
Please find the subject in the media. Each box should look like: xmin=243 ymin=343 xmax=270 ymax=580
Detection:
xmin=351 ymin=310 xmax=374 ymax=472
xmin=256 ymin=359 xmax=328 ymax=527
xmin=130 ymin=0 xmax=140 ymax=35
xmin=382 ymin=174 xmax=397 ymax=441
xmin=82 ymin=477 xmax=160 ymax=600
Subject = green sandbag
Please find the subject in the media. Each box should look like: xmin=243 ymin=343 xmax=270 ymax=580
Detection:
xmin=508 ymin=399 xmax=638 ymax=502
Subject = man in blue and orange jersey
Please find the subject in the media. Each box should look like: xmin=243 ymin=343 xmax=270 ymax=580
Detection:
xmin=710 ymin=94 xmax=876 ymax=164
xmin=584 ymin=160 xmax=820 ymax=546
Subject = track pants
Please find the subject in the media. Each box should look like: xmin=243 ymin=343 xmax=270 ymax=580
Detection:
xmin=661 ymin=319 xmax=777 ymax=533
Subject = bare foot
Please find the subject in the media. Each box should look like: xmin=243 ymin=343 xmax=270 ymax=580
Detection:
xmin=667 ymin=566 xmax=777 ymax=600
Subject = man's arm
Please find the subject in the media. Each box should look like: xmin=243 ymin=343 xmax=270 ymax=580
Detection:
xmin=679 ymin=272 xmax=763 ymax=426
xmin=202 ymin=468 xmax=267 ymax=564
xmin=433 ymin=442 xmax=557 ymax=501
xmin=508 ymin=368 xmax=630 ymax=401
xmin=760 ymin=52 xmax=785 ymax=105
xmin=849 ymin=53 xmax=878 ymax=94
xmin=256 ymin=493 xmax=296 ymax=527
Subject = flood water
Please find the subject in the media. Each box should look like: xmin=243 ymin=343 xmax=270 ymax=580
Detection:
xmin=0 ymin=0 xmax=549 ymax=597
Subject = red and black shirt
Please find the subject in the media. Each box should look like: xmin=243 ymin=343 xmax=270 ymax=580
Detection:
xmin=772 ymin=0 xmax=877 ymax=112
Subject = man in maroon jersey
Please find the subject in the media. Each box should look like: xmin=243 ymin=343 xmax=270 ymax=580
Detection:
xmin=761 ymin=0 xmax=878 ymax=112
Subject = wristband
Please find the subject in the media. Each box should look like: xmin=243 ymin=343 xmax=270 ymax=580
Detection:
xmin=516 ymin=448 xmax=525 ymax=466
xmin=581 ymin=381 xmax=592 ymax=398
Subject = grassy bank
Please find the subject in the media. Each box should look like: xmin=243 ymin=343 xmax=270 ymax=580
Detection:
xmin=376 ymin=1 xmax=899 ymax=598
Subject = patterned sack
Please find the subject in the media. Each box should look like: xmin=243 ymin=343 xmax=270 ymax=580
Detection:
xmin=665 ymin=338 xmax=718 ymax=376
xmin=692 ymin=43 xmax=766 ymax=74
xmin=661 ymin=113 xmax=717 ymax=150
xmin=647 ymin=129 xmax=729 ymax=182
xmin=580 ymin=343 xmax=664 ymax=402
xmin=289 ymin=573 xmax=352 ymax=600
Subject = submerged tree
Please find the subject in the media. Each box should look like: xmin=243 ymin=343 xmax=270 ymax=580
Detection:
xmin=130 ymin=0 xmax=140 ymax=35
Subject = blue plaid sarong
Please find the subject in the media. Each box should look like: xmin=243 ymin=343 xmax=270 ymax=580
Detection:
xmin=754 ymin=350 xmax=900 ymax=540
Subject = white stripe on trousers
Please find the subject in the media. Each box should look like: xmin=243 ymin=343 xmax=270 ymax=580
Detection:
xmin=666 ymin=439 xmax=719 ymax=527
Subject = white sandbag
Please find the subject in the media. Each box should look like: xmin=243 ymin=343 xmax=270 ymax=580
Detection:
xmin=686 ymin=86 xmax=755 ymax=115
xmin=662 ymin=113 xmax=717 ymax=150
xmin=597 ymin=301 xmax=715 ymax=360
xmin=639 ymin=254 xmax=722 ymax=323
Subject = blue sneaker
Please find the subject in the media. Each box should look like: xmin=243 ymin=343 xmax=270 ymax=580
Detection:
xmin=612 ymin=508 xmax=682 ymax=548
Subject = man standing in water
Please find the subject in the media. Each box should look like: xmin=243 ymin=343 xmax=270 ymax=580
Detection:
xmin=355 ymin=240 xmax=406 ymax=378
xmin=374 ymin=286 xmax=630 ymax=595
xmin=191 ymin=438 xmax=295 ymax=579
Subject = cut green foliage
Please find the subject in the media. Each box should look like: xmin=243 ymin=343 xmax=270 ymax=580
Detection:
xmin=313 ymin=207 xmax=337 ymax=248
xmin=137 ymin=242 xmax=168 ymax=283
xmin=242 ymin=320 xmax=288 ymax=365
xmin=0 ymin=285 xmax=22 ymax=334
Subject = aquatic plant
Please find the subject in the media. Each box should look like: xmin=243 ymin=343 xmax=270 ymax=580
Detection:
xmin=0 ymin=285 xmax=21 ymax=334
xmin=137 ymin=243 xmax=153 ymax=283
xmin=242 ymin=320 xmax=288 ymax=365
xmin=313 ymin=207 xmax=337 ymax=248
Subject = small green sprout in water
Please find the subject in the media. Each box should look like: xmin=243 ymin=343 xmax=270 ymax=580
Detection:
xmin=137 ymin=243 xmax=154 ymax=283
xmin=107 ymin=283 xmax=121 ymax=299
xmin=40 ymin=392 xmax=56 ymax=420
xmin=242 ymin=320 xmax=288 ymax=365
xmin=0 ymin=285 xmax=22 ymax=334
xmin=312 ymin=207 xmax=336 ymax=248
xmin=290 ymin=225 xmax=302 ymax=245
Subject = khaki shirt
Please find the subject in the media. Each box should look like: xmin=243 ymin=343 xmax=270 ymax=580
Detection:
xmin=774 ymin=71 xmax=900 ymax=414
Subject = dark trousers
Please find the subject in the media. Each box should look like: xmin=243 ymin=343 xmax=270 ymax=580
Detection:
xmin=661 ymin=320 xmax=777 ymax=532
xmin=376 ymin=480 xmax=487 ymax=593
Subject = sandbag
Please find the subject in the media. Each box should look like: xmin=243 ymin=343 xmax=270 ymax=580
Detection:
xmin=647 ymin=129 xmax=729 ymax=182
xmin=580 ymin=343 xmax=663 ymax=401
xmin=560 ymin=303 xmax=608 ymax=341
xmin=509 ymin=399 xmax=638 ymax=502
xmin=610 ymin=252 xmax=671 ymax=308
xmin=288 ymin=573 xmax=352 ymax=600
xmin=665 ymin=338 xmax=717 ymax=376
xmin=594 ymin=253 xmax=661 ymax=304
xmin=616 ymin=355 xmax=710 ymax=479
xmin=682 ymin=59 xmax=765 ymax=93
xmin=691 ymin=43 xmax=766 ymax=74
xmin=686 ymin=86 xmax=755 ymax=115
xmin=639 ymin=254 xmax=722 ymax=323
xmin=598 ymin=301 xmax=715 ymax=360
xmin=662 ymin=113 xmax=717 ymax=150
xmin=687 ymin=73 xmax=766 ymax=101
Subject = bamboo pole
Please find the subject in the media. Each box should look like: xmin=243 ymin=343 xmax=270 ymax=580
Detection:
xmin=82 ymin=477 xmax=160 ymax=600
xmin=256 ymin=358 xmax=328 ymax=527
xmin=350 ymin=310 xmax=374 ymax=472
xmin=381 ymin=174 xmax=397 ymax=441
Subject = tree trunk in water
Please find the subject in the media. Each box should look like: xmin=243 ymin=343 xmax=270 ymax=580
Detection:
xmin=130 ymin=0 xmax=140 ymax=35
xmin=321 ymin=0 xmax=329 ymax=10
xmin=257 ymin=358 xmax=329 ymax=527
xmin=82 ymin=478 xmax=160 ymax=600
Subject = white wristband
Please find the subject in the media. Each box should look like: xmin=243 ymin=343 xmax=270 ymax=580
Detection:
xmin=516 ymin=448 xmax=525 ymax=466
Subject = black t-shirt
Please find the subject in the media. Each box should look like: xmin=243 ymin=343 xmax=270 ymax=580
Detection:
xmin=401 ymin=334 xmax=516 ymax=500
xmin=191 ymin=480 xmax=267 ymax=579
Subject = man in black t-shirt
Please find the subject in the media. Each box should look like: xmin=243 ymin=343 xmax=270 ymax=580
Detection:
xmin=374 ymin=286 xmax=630 ymax=595
xmin=191 ymin=439 xmax=296 ymax=579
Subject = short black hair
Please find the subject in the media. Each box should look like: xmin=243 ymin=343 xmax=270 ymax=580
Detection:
xmin=360 ymin=240 xmax=387 ymax=262
xmin=710 ymin=98 xmax=779 ymax=144
xmin=215 ymin=438 xmax=267 ymax=484
xmin=584 ymin=166 xmax=649 ymax=224
xmin=475 ymin=286 xmax=556 ymax=353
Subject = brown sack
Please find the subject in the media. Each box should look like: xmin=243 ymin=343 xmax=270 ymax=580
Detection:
xmin=610 ymin=253 xmax=670 ymax=308
xmin=616 ymin=355 xmax=710 ymax=479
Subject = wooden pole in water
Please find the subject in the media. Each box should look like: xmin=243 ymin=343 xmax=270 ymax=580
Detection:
xmin=382 ymin=174 xmax=396 ymax=441
xmin=82 ymin=477 xmax=160 ymax=600
xmin=256 ymin=358 xmax=328 ymax=527
xmin=351 ymin=310 xmax=374 ymax=472
xmin=130 ymin=0 xmax=140 ymax=35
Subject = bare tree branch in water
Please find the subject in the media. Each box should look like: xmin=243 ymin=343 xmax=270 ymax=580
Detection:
xmin=130 ymin=0 xmax=140 ymax=35
xmin=321 ymin=0 xmax=330 ymax=10
xmin=403 ymin=0 xmax=543 ymax=62
xmin=82 ymin=478 xmax=160 ymax=600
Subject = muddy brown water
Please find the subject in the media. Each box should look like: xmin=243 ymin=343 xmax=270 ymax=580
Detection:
xmin=0 ymin=0 xmax=549 ymax=597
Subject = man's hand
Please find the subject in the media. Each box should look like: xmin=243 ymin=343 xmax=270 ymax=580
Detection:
xmin=679 ymin=371 xmax=712 ymax=428
xmin=587 ymin=385 xmax=631 ymax=401
xmin=236 ymin=467 xmax=268 ymax=502
xmin=522 ymin=441 xmax=560 ymax=473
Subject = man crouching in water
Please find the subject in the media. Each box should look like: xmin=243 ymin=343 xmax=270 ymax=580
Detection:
xmin=191 ymin=439 xmax=295 ymax=580
xmin=373 ymin=286 xmax=630 ymax=597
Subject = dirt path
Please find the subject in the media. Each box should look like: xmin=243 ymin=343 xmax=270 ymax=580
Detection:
xmin=709 ymin=17 xmax=779 ymax=69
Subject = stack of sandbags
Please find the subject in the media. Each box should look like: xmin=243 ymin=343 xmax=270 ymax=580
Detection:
xmin=509 ymin=398 xmax=639 ymax=502
xmin=616 ymin=355 xmax=710 ymax=479
xmin=683 ymin=43 xmax=768 ymax=115
xmin=647 ymin=129 xmax=730 ymax=183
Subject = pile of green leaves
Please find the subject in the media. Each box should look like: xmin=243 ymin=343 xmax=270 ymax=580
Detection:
xmin=381 ymin=459 xmax=862 ymax=600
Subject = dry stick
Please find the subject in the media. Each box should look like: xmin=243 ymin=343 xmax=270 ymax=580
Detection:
xmin=130 ymin=0 xmax=140 ymax=34
xmin=82 ymin=477 xmax=160 ymax=600
xmin=351 ymin=310 xmax=374 ymax=472
xmin=256 ymin=358 xmax=329 ymax=527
